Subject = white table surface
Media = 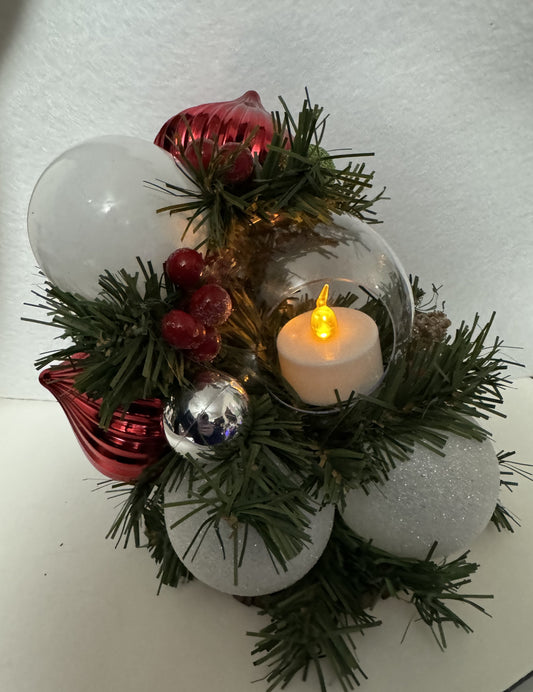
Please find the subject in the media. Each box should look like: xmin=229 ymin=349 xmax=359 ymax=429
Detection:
xmin=1 ymin=379 xmax=532 ymax=692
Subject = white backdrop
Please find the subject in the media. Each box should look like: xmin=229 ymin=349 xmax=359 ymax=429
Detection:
xmin=1 ymin=0 xmax=532 ymax=400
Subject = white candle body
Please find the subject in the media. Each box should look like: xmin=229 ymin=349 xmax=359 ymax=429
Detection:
xmin=276 ymin=308 xmax=383 ymax=406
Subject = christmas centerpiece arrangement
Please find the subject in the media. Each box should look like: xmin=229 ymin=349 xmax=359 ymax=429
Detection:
xmin=25 ymin=90 xmax=527 ymax=690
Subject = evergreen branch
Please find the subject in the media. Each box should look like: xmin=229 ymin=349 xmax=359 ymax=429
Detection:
xmin=105 ymin=449 xmax=184 ymax=547
xmin=102 ymin=449 xmax=193 ymax=589
xmin=143 ymin=496 xmax=194 ymax=591
xmin=166 ymin=394 xmax=321 ymax=575
xmin=249 ymin=568 xmax=377 ymax=691
xmin=312 ymin=311 xmax=516 ymax=495
xmin=327 ymin=520 xmax=492 ymax=650
xmin=153 ymin=94 xmax=385 ymax=249
xmin=24 ymin=260 xmax=190 ymax=427
xmin=496 ymin=450 xmax=533 ymax=486
xmin=249 ymin=516 xmax=489 ymax=690
xmin=372 ymin=546 xmax=491 ymax=649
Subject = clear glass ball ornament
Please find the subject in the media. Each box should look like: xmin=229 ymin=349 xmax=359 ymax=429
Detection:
xmin=164 ymin=480 xmax=335 ymax=596
xmin=27 ymin=135 xmax=204 ymax=299
xmin=341 ymin=435 xmax=501 ymax=560
xmin=163 ymin=371 xmax=248 ymax=459
xmin=260 ymin=213 xmax=414 ymax=369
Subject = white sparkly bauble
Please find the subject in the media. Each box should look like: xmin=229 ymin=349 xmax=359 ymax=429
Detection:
xmin=28 ymin=135 xmax=204 ymax=298
xmin=341 ymin=435 xmax=501 ymax=559
xmin=165 ymin=480 xmax=335 ymax=596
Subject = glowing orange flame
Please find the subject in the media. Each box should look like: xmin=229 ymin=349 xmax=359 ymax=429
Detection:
xmin=311 ymin=284 xmax=337 ymax=340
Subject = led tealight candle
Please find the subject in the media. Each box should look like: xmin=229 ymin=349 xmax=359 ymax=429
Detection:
xmin=276 ymin=285 xmax=384 ymax=406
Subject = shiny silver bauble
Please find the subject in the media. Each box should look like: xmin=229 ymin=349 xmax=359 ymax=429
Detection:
xmin=163 ymin=371 xmax=248 ymax=458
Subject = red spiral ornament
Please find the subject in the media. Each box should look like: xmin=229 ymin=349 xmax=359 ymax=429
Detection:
xmin=154 ymin=90 xmax=274 ymax=162
xmin=39 ymin=360 xmax=169 ymax=482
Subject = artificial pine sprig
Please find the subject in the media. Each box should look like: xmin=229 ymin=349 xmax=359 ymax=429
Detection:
xmin=490 ymin=504 xmax=519 ymax=533
xmin=165 ymin=393 xmax=321 ymax=575
xmin=151 ymin=93 xmax=385 ymax=250
xmin=105 ymin=449 xmax=177 ymax=549
xmin=24 ymin=260 xmax=188 ymax=427
xmin=311 ymin=311 xmax=516 ymax=501
xmin=366 ymin=541 xmax=491 ymax=650
xmin=143 ymin=496 xmax=194 ymax=591
xmin=104 ymin=447 xmax=193 ymax=590
xmin=248 ymin=516 xmax=490 ymax=692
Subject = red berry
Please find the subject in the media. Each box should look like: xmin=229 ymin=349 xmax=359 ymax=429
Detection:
xmin=183 ymin=138 xmax=215 ymax=172
xmin=218 ymin=142 xmax=254 ymax=184
xmin=165 ymin=248 xmax=205 ymax=288
xmin=161 ymin=310 xmax=205 ymax=349
xmin=189 ymin=284 xmax=232 ymax=327
xmin=190 ymin=326 xmax=221 ymax=362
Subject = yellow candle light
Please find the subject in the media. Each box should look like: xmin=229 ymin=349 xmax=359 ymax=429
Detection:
xmin=276 ymin=285 xmax=384 ymax=406
xmin=310 ymin=284 xmax=337 ymax=340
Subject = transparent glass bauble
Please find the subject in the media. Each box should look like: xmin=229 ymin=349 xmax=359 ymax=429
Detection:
xmin=27 ymin=135 xmax=205 ymax=299
xmin=260 ymin=213 xmax=414 ymax=359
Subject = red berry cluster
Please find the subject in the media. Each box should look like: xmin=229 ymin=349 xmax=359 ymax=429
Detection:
xmin=161 ymin=248 xmax=232 ymax=362
xmin=182 ymin=138 xmax=255 ymax=185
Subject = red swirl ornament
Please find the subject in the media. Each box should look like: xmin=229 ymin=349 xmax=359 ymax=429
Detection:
xmin=154 ymin=90 xmax=274 ymax=162
xmin=39 ymin=362 xmax=169 ymax=482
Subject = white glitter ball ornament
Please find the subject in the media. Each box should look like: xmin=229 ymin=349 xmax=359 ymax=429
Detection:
xmin=341 ymin=435 xmax=501 ymax=559
xmin=164 ymin=480 xmax=335 ymax=596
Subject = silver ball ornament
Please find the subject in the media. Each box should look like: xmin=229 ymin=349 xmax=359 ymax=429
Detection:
xmin=341 ymin=435 xmax=501 ymax=560
xmin=163 ymin=371 xmax=248 ymax=458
